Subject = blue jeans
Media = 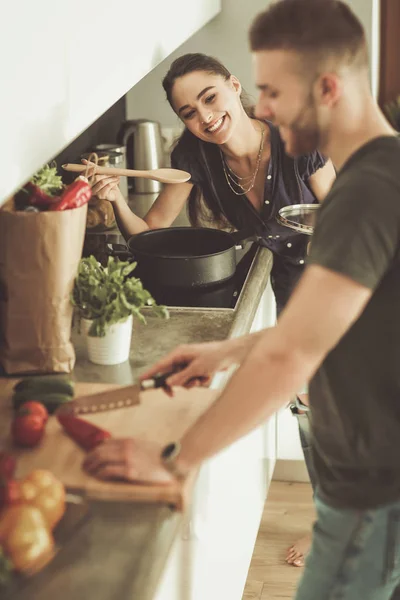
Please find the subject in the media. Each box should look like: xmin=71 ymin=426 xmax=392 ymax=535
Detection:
xmin=294 ymin=492 xmax=400 ymax=600
xmin=291 ymin=401 xmax=400 ymax=598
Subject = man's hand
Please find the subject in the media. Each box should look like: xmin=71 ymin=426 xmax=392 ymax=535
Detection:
xmin=83 ymin=438 xmax=175 ymax=485
xmin=140 ymin=340 xmax=244 ymax=389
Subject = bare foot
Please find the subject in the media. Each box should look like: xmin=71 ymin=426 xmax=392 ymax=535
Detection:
xmin=286 ymin=534 xmax=311 ymax=567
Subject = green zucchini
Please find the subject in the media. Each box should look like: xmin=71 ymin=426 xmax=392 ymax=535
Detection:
xmin=13 ymin=375 xmax=74 ymax=397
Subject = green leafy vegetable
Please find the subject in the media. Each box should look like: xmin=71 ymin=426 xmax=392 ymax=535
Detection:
xmin=30 ymin=162 xmax=64 ymax=197
xmin=71 ymin=256 xmax=169 ymax=337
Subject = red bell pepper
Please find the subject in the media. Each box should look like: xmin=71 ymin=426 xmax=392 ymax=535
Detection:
xmin=56 ymin=414 xmax=111 ymax=451
xmin=49 ymin=177 xmax=92 ymax=212
xmin=24 ymin=182 xmax=59 ymax=209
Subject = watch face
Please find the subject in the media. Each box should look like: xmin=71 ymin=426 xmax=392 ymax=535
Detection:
xmin=161 ymin=442 xmax=186 ymax=480
xmin=162 ymin=442 xmax=177 ymax=460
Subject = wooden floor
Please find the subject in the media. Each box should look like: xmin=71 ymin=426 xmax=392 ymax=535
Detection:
xmin=242 ymin=480 xmax=315 ymax=600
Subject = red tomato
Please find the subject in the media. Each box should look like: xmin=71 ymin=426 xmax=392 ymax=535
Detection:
xmin=11 ymin=414 xmax=45 ymax=448
xmin=18 ymin=401 xmax=48 ymax=423
xmin=0 ymin=452 xmax=16 ymax=480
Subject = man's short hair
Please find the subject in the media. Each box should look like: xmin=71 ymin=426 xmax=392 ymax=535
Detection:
xmin=249 ymin=0 xmax=368 ymax=73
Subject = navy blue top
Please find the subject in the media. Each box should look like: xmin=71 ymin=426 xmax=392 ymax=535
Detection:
xmin=172 ymin=121 xmax=326 ymax=313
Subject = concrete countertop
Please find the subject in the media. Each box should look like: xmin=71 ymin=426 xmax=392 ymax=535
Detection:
xmin=5 ymin=246 xmax=273 ymax=600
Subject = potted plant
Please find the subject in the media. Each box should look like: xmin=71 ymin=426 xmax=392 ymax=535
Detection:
xmin=71 ymin=255 xmax=169 ymax=365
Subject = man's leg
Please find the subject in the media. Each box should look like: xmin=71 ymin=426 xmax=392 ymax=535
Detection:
xmin=286 ymin=395 xmax=316 ymax=566
xmin=295 ymin=494 xmax=400 ymax=600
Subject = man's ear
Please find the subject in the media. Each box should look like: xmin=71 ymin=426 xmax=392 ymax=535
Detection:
xmin=316 ymin=73 xmax=342 ymax=107
xmin=230 ymin=75 xmax=242 ymax=95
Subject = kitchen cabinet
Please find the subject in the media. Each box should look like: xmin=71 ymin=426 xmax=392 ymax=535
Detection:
xmin=0 ymin=0 xmax=221 ymax=206
xmin=252 ymin=279 xmax=303 ymax=463
xmin=153 ymin=282 xmax=277 ymax=600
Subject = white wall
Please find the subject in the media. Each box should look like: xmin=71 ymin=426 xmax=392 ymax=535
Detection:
xmin=126 ymin=0 xmax=380 ymax=128
xmin=126 ymin=0 xmax=270 ymax=127
xmin=0 ymin=0 xmax=220 ymax=205
xmin=349 ymin=0 xmax=380 ymax=98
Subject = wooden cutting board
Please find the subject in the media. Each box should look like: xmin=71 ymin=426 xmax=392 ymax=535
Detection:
xmin=0 ymin=380 xmax=218 ymax=510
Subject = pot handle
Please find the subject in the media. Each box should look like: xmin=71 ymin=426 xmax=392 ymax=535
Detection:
xmin=106 ymin=243 xmax=133 ymax=262
xmin=230 ymin=230 xmax=262 ymax=250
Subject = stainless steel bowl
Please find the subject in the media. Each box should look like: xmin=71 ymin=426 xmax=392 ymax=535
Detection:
xmin=277 ymin=203 xmax=319 ymax=236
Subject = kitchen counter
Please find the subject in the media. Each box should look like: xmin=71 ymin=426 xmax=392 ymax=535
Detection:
xmin=2 ymin=245 xmax=273 ymax=600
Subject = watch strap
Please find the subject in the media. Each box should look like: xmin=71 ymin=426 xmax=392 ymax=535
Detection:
xmin=161 ymin=441 xmax=187 ymax=480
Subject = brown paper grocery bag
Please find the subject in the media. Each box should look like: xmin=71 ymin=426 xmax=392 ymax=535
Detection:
xmin=0 ymin=204 xmax=87 ymax=374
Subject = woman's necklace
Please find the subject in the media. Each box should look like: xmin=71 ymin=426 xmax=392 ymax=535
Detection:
xmin=220 ymin=126 xmax=265 ymax=196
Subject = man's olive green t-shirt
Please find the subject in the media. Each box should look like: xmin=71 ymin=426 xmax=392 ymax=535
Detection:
xmin=307 ymin=136 xmax=400 ymax=509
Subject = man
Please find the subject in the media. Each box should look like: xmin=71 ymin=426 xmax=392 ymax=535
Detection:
xmin=83 ymin=1 xmax=400 ymax=598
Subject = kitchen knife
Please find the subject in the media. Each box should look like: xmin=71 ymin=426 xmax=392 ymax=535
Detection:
xmin=56 ymin=372 xmax=176 ymax=416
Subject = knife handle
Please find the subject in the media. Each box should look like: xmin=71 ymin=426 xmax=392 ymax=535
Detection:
xmin=140 ymin=368 xmax=183 ymax=391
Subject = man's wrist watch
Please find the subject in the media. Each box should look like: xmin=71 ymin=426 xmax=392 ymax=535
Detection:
xmin=160 ymin=441 xmax=188 ymax=480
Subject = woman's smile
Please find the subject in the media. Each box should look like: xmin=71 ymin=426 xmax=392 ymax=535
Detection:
xmin=205 ymin=115 xmax=226 ymax=134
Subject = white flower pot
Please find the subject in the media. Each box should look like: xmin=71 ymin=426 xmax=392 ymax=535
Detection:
xmin=81 ymin=316 xmax=133 ymax=365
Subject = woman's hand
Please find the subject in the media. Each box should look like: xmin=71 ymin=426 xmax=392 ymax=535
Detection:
xmin=83 ymin=438 xmax=176 ymax=485
xmin=82 ymin=160 xmax=121 ymax=202
xmin=140 ymin=340 xmax=241 ymax=390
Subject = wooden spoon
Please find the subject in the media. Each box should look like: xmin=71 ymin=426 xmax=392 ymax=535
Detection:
xmin=62 ymin=163 xmax=191 ymax=185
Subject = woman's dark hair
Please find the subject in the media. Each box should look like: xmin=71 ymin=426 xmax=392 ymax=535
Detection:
xmin=162 ymin=53 xmax=232 ymax=109
xmin=162 ymin=53 xmax=255 ymax=228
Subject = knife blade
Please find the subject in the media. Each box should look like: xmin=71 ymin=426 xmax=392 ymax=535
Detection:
xmin=56 ymin=371 xmax=176 ymax=416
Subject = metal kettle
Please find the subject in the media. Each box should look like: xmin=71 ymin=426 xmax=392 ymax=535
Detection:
xmin=118 ymin=119 xmax=165 ymax=193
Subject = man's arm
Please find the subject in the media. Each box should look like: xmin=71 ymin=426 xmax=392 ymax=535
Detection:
xmin=176 ymin=264 xmax=371 ymax=471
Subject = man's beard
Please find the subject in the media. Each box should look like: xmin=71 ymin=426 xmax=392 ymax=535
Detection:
xmin=281 ymin=94 xmax=321 ymax=157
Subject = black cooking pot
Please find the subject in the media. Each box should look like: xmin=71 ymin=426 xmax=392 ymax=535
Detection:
xmin=140 ymin=243 xmax=258 ymax=307
xmin=122 ymin=227 xmax=255 ymax=289
xmin=144 ymin=276 xmax=238 ymax=308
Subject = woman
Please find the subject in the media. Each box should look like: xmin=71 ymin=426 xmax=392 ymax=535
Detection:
xmin=87 ymin=53 xmax=335 ymax=566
